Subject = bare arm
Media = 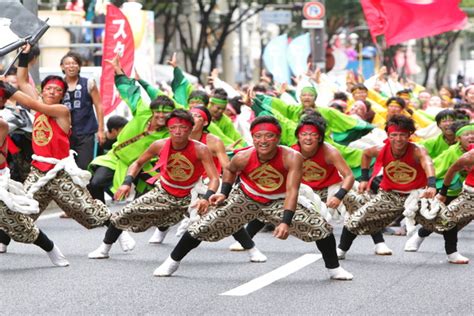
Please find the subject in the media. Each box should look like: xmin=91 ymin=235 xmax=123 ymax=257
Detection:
xmin=326 ymin=145 xmax=355 ymax=208
xmin=359 ymin=145 xmax=381 ymax=193
xmin=197 ymin=144 xmax=219 ymax=193
xmin=442 ymin=151 xmax=474 ymax=191
xmin=16 ymin=48 xmax=39 ymax=99
xmin=89 ymin=80 xmax=105 ymax=144
xmin=415 ymin=146 xmax=436 ymax=198
xmin=114 ymin=140 xmax=164 ymax=200
xmin=9 ymin=90 xmax=70 ymax=119
xmin=207 ymin=134 xmax=230 ymax=171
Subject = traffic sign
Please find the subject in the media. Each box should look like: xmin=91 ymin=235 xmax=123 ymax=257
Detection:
xmin=302 ymin=2 xmax=325 ymax=20
xmin=260 ymin=10 xmax=292 ymax=25
xmin=302 ymin=19 xmax=324 ymax=29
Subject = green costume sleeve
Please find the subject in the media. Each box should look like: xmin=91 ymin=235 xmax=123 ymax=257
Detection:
xmin=171 ymin=67 xmax=193 ymax=107
xmin=434 ymin=144 xmax=464 ymax=196
xmin=138 ymin=78 xmax=163 ymax=100
xmin=215 ymin=115 xmax=243 ymax=144
xmin=115 ymin=75 xmax=141 ymax=115
xmin=418 ymin=134 xmax=449 ymax=158
xmin=207 ymin=122 xmax=237 ymax=147
xmin=318 ymin=107 xmax=374 ymax=145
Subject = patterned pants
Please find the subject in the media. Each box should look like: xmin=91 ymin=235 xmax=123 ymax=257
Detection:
xmin=111 ymin=186 xmax=191 ymax=233
xmin=344 ymin=190 xmax=407 ymax=235
xmin=0 ymin=202 xmax=39 ymax=243
xmin=24 ymin=167 xmax=111 ymax=229
xmin=188 ymin=188 xmax=333 ymax=242
xmin=437 ymin=188 xmax=474 ymax=231
xmin=414 ymin=205 xmax=458 ymax=234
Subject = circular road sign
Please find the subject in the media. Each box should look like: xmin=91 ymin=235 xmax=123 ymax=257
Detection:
xmin=302 ymin=2 xmax=325 ymax=20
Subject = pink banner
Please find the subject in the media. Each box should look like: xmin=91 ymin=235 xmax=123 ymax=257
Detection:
xmin=100 ymin=4 xmax=134 ymax=115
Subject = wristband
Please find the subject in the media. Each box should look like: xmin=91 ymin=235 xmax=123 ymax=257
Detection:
xmin=220 ymin=182 xmax=233 ymax=198
xmin=427 ymin=176 xmax=436 ymax=188
xmin=122 ymin=175 xmax=134 ymax=186
xmin=18 ymin=53 xmax=29 ymax=68
xmin=282 ymin=209 xmax=295 ymax=225
xmin=202 ymin=189 xmax=215 ymax=201
xmin=360 ymin=168 xmax=370 ymax=181
xmin=334 ymin=188 xmax=348 ymax=200
xmin=439 ymin=184 xmax=449 ymax=197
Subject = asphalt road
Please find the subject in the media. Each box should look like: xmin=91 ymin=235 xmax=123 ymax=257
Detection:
xmin=1 ymin=205 xmax=472 ymax=315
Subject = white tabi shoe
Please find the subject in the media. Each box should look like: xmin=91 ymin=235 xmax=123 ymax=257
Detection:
xmin=328 ymin=266 xmax=353 ymax=280
xmin=374 ymin=242 xmax=393 ymax=256
xmin=118 ymin=231 xmax=136 ymax=252
xmin=248 ymin=247 xmax=267 ymax=262
xmin=149 ymin=228 xmax=170 ymax=244
xmin=88 ymin=243 xmax=112 ymax=259
xmin=47 ymin=245 xmax=70 ymax=267
xmin=228 ymin=241 xmax=245 ymax=251
xmin=447 ymin=252 xmax=469 ymax=264
xmin=336 ymin=248 xmax=346 ymax=260
xmin=404 ymin=234 xmax=425 ymax=252
xmin=153 ymin=256 xmax=180 ymax=277
xmin=0 ymin=243 xmax=7 ymax=253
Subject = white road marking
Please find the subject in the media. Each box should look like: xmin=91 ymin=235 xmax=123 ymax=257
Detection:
xmin=220 ymin=253 xmax=322 ymax=296
xmin=36 ymin=212 xmax=61 ymax=221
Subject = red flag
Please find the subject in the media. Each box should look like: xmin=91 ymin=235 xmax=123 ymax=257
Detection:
xmin=360 ymin=0 xmax=386 ymax=43
xmin=383 ymin=0 xmax=467 ymax=46
xmin=100 ymin=5 xmax=134 ymax=115
xmin=360 ymin=0 xmax=467 ymax=46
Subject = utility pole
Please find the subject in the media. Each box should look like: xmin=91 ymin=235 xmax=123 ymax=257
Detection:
xmin=302 ymin=1 xmax=326 ymax=71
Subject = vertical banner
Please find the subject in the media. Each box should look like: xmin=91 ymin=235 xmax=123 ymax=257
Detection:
xmin=263 ymin=34 xmax=291 ymax=84
xmin=100 ymin=4 xmax=135 ymax=115
xmin=287 ymin=33 xmax=311 ymax=77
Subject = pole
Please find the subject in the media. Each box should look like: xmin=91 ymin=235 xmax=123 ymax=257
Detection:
xmin=311 ymin=0 xmax=325 ymax=71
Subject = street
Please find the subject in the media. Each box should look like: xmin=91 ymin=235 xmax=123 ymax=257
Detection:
xmin=1 ymin=205 xmax=472 ymax=315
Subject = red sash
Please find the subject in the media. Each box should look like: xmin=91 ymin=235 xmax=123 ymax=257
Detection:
xmin=160 ymin=139 xmax=205 ymax=197
xmin=199 ymin=132 xmax=222 ymax=177
xmin=371 ymin=141 xmax=427 ymax=191
xmin=292 ymin=144 xmax=342 ymax=190
xmin=32 ymin=113 xmax=70 ymax=172
xmin=240 ymin=146 xmax=288 ymax=203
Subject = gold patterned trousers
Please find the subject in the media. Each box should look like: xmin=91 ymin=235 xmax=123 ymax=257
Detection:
xmin=111 ymin=185 xmax=191 ymax=232
xmin=24 ymin=167 xmax=111 ymax=229
xmin=344 ymin=190 xmax=407 ymax=235
xmin=188 ymin=187 xmax=333 ymax=242
xmin=0 ymin=202 xmax=39 ymax=243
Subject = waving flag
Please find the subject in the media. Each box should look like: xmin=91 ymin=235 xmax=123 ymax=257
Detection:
xmin=287 ymin=33 xmax=311 ymax=77
xmin=361 ymin=0 xmax=467 ymax=46
xmin=100 ymin=5 xmax=135 ymax=115
xmin=263 ymin=34 xmax=291 ymax=84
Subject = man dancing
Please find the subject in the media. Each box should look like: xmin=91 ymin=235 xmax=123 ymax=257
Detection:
xmin=154 ymin=116 xmax=353 ymax=280
xmin=338 ymin=115 xmax=437 ymax=258
xmin=0 ymin=116 xmax=68 ymax=266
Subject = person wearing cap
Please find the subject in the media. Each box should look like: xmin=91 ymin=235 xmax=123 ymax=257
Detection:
xmin=154 ymin=116 xmax=353 ymax=280
xmin=404 ymin=122 xmax=474 ymax=263
xmin=0 ymin=115 xmax=69 ymax=266
xmin=88 ymin=55 xmax=172 ymax=203
xmin=87 ymin=109 xmax=225 ymax=262
xmin=0 ymin=46 xmax=115 ymax=255
xmin=337 ymin=115 xmax=437 ymax=259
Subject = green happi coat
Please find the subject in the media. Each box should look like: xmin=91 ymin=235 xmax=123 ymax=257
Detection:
xmin=252 ymin=94 xmax=373 ymax=176
xmin=418 ymin=133 xmax=451 ymax=158
xmin=90 ymin=75 xmax=169 ymax=193
xmin=433 ymin=143 xmax=466 ymax=197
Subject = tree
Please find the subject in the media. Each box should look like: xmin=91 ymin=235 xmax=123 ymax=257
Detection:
xmin=418 ymin=31 xmax=461 ymax=89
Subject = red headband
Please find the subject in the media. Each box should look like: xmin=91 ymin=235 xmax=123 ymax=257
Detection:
xmin=251 ymin=123 xmax=280 ymax=135
xmin=167 ymin=117 xmax=193 ymax=128
xmin=298 ymin=125 xmax=319 ymax=136
xmin=44 ymin=79 xmax=66 ymax=90
xmin=190 ymin=108 xmax=208 ymax=122
xmin=387 ymin=125 xmax=411 ymax=135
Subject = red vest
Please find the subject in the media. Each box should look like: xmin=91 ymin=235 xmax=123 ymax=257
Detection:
xmin=292 ymin=144 xmax=342 ymax=190
xmin=374 ymin=142 xmax=427 ymax=191
xmin=240 ymin=146 xmax=288 ymax=203
xmin=32 ymin=113 xmax=70 ymax=172
xmin=199 ymin=132 xmax=222 ymax=177
xmin=160 ymin=140 xmax=205 ymax=197
xmin=464 ymin=146 xmax=474 ymax=187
